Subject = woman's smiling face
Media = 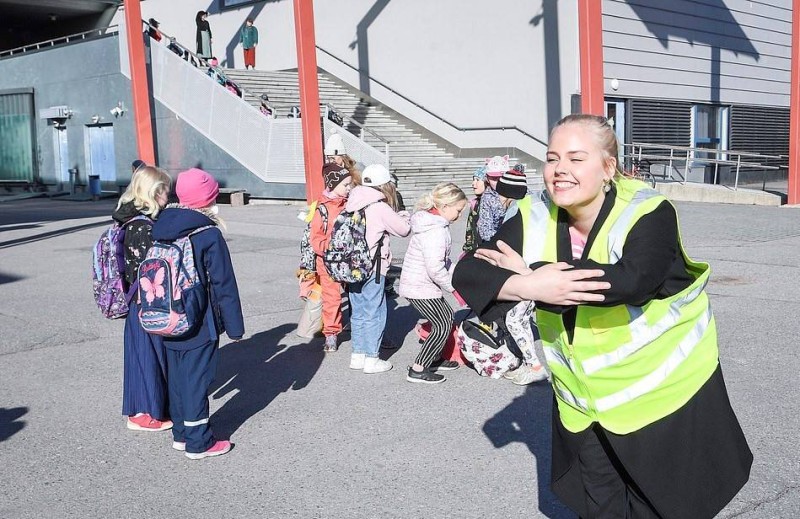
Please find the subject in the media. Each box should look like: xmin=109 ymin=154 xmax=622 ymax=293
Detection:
xmin=544 ymin=123 xmax=615 ymax=214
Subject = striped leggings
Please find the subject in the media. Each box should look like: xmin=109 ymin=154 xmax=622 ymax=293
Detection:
xmin=408 ymin=297 xmax=454 ymax=368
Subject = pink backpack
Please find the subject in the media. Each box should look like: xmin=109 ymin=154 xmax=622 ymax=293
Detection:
xmin=137 ymin=226 xmax=213 ymax=337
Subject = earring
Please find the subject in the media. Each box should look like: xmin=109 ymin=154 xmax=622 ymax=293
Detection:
xmin=603 ymin=178 xmax=611 ymax=193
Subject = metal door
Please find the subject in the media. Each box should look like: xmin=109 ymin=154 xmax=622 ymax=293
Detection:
xmin=87 ymin=124 xmax=116 ymax=181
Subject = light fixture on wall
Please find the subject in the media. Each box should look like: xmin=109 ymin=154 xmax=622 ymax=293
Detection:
xmin=91 ymin=115 xmax=102 ymax=124
xmin=610 ymin=78 xmax=620 ymax=91
xmin=110 ymin=101 xmax=127 ymax=118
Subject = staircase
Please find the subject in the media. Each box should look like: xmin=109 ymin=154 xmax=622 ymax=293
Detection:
xmin=224 ymin=69 xmax=490 ymax=202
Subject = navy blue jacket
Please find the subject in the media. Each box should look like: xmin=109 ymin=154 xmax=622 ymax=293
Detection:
xmin=152 ymin=206 xmax=245 ymax=350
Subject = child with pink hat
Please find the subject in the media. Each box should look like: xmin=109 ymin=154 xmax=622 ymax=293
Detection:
xmin=150 ymin=168 xmax=244 ymax=459
xmin=476 ymin=155 xmax=510 ymax=243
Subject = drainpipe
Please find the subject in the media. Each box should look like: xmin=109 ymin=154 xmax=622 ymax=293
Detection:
xmin=578 ymin=0 xmax=605 ymax=116
xmin=789 ymin=0 xmax=800 ymax=204
xmin=123 ymin=0 xmax=155 ymax=165
xmin=293 ymin=0 xmax=324 ymax=203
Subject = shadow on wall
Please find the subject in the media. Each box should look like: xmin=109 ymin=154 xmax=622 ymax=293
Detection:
xmin=626 ymin=0 xmax=759 ymax=104
xmin=0 ymin=407 xmax=29 ymax=442
xmin=209 ymin=323 xmax=324 ymax=438
xmin=205 ymin=0 xmax=287 ymax=69
xmin=347 ymin=0 xmax=391 ymax=96
xmin=531 ymin=0 xmax=562 ymax=128
xmin=483 ymin=385 xmax=576 ymax=519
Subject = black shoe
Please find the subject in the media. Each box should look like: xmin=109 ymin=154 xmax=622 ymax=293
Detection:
xmin=430 ymin=359 xmax=460 ymax=371
xmin=406 ymin=367 xmax=445 ymax=384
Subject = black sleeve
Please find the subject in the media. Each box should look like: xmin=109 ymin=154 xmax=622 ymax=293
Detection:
xmin=453 ymin=212 xmax=524 ymax=321
xmin=569 ymin=201 xmax=684 ymax=307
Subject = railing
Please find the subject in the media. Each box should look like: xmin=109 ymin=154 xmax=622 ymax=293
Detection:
xmin=316 ymin=45 xmax=548 ymax=147
xmin=0 ymin=26 xmax=119 ymax=59
xmin=623 ymin=142 xmax=785 ymax=191
xmin=145 ymin=21 xmax=391 ymax=159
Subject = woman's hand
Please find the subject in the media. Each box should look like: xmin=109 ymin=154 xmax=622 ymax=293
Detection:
xmin=499 ymin=262 xmax=610 ymax=305
xmin=474 ymin=240 xmax=530 ymax=275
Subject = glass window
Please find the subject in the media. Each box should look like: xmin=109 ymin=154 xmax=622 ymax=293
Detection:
xmin=221 ymin=0 xmax=260 ymax=8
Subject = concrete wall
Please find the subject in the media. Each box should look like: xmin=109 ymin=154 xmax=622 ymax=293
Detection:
xmin=603 ymin=0 xmax=792 ymax=106
xmin=0 ymin=34 xmax=138 ymax=188
xmin=114 ymin=0 xmax=581 ymax=160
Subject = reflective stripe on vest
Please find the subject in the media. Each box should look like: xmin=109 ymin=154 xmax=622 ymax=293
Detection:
xmin=580 ymin=276 xmax=708 ymax=376
xmin=594 ymin=305 xmax=713 ymax=412
xmin=607 ymin=186 xmax=660 ymax=263
xmin=517 ymin=192 xmax=552 ymax=265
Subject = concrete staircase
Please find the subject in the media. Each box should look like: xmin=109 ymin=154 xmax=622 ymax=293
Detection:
xmin=224 ymin=69 xmax=490 ymax=202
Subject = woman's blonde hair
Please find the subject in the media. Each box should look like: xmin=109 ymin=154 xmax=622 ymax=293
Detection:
xmin=342 ymin=155 xmax=361 ymax=186
xmin=415 ymin=182 xmax=467 ymax=211
xmin=551 ymin=114 xmax=623 ymax=177
xmin=117 ymin=166 xmax=172 ymax=218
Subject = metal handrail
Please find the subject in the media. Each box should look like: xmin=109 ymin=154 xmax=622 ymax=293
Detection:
xmin=624 ymin=142 xmax=786 ymax=190
xmin=316 ymin=45 xmax=548 ymax=147
xmin=0 ymin=25 xmax=119 ymax=59
xmin=144 ymin=21 xmax=390 ymax=159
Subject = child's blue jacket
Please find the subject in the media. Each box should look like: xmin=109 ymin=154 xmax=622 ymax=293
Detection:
xmin=152 ymin=205 xmax=245 ymax=350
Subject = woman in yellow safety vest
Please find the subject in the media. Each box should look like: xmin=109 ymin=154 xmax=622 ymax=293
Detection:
xmin=453 ymin=114 xmax=752 ymax=519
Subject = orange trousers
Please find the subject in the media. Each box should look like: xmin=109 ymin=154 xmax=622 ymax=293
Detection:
xmin=315 ymin=256 xmax=343 ymax=337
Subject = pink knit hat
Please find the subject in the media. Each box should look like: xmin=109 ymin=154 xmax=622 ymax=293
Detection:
xmin=176 ymin=168 xmax=219 ymax=208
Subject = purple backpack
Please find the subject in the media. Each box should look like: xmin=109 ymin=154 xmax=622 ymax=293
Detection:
xmin=137 ymin=226 xmax=213 ymax=337
xmin=92 ymin=216 xmax=151 ymax=319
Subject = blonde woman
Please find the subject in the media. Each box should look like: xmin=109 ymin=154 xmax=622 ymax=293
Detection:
xmin=399 ymin=183 xmax=467 ymax=384
xmin=112 ymin=166 xmax=173 ymax=432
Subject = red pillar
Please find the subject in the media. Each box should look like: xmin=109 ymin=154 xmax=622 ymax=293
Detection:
xmin=293 ymin=0 xmax=324 ymax=203
xmin=789 ymin=0 xmax=800 ymax=204
xmin=123 ymin=0 xmax=156 ymax=164
xmin=578 ymin=0 xmax=605 ymax=116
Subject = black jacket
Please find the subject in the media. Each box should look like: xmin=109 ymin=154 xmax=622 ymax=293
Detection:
xmin=112 ymin=201 xmax=154 ymax=287
xmin=152 ymin=206 xmax=244 ymax=349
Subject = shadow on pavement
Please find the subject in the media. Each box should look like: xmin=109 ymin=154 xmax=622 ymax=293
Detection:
xmin=0 ymin=220 xmax=109 ymax=250
xmin=0 ymin=406 xmax=29 ymax=442
xmin=209 ymin=323 xmax=324 ymax=438
xmin=0 ymin=272 xmax=25 ymax=285
xmin=483 ymin=385 xmax=575 ymax=519
xmin=382 ymin=295 xmax=419 ymax=360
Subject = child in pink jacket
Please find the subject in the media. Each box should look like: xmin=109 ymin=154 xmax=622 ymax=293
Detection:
xmin=399 ymin=183 xmax=467 ymax=384
xmin=345 ymin=164 xmax=411 ymax=375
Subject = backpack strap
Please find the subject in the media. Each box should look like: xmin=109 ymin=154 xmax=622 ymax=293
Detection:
xmin=121 ymin=214 xmax=153 ymax=228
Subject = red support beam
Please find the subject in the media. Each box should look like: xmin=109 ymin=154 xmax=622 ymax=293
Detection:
xmin=789 ymin=0 xmax=800 ymax=204
xmin=123 ymin=0 xmax=156 ymax=165
xmin=578 ymin=0 xmax=605 ymax=116
xmin=293 ymin=0 xmax=324 ymax=203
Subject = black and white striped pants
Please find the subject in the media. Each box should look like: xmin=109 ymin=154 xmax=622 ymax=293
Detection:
xmin=407 ymin=297 xmax=454 ymax=368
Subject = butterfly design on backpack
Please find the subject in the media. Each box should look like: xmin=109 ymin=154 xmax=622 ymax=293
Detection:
xmin=140 ymin=267 xmax=166 ymax=303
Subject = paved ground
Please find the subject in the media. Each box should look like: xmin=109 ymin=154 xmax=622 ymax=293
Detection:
xmin=0 ymin=197 xmax=798 ymax=518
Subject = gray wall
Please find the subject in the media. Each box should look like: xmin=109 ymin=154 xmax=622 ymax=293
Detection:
xmin=0 ymin=34 xmax=137 ymax=188
xmin=117 ymin=0 xmax=580 ymax=160
xmin=603 ymin=0 xmax=791 ymax=106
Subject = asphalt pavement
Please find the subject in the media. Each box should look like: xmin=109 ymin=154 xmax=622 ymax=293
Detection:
xmin=0 ymin=197 xmax=798 ymax=518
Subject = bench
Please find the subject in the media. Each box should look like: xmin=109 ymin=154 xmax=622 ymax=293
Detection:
xmin=218 ymin=187 xmax=248 ymax=206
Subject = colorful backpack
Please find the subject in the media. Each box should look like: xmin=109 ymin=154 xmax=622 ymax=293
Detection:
xmin=457 ymin=320 xmax=520 ymax=378
xmin=298 ymin=202 xmax=329 ymax=272
xmin=92 ymin=215 xmax=152 ymax=319
xmin=137 ymin=226 xmax=213 ymax=337
xmin=323 ymin=206 xmax=383 ymax=284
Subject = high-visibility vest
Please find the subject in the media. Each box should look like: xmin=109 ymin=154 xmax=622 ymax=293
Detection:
xmin=518 ymin=177 xmax=719 ymax=434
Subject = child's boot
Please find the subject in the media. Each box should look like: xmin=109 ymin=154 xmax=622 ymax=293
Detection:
xmin=323 ymin=335 xmax=338 ymax=352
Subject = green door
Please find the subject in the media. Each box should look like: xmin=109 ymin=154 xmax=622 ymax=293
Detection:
xmin=0 ymin=92 xmax=36 ymax=182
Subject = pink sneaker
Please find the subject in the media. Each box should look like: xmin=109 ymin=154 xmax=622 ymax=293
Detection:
xmin=185 ymin=440 xmax=232 ymax=460
xmin=126 ymin=414 xmax=173 ymax=432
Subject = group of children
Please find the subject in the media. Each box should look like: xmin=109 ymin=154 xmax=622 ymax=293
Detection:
xmin=113 ymin=164 xmax=244 ymax=460
xmin=301 ymin=134 xmax=547 ymax=385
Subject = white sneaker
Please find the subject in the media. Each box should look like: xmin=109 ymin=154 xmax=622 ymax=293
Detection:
xmin=512 ymin=364 xmax=549 ymax=386
xmin=349 ymin=353 xmax=366 ymax=370
xmin=363 ymin=357 xmax=392 ymax=374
